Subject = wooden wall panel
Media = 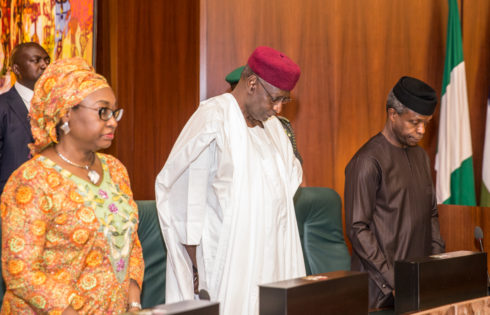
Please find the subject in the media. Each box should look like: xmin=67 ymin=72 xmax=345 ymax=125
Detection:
xmin=202 ymin=0 xmax=490 ymax=208
xmin=463 ymin=0 xmax=490 ymax=197
xmin=94 ymin=0 xmax=489 ymax=205
xmin=96 ymin=0 xmax=200 ymax=199
xmin=438 ymin=204 xmax=490 ymax=272
xmin=438 ymin=204 xmax=481 ymax=252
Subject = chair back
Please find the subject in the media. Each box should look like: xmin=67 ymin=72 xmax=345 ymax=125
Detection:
xmin=294 ymin=187 xmax=351 ymax=275
xmin=136 ymin=200 xmax=167 ymax=308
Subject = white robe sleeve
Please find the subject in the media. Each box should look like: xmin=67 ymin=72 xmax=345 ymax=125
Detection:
xmin=155 ymin=102 xmax=221 ymax=302
xmin=173 ymin=142 xmax=215 ymax=245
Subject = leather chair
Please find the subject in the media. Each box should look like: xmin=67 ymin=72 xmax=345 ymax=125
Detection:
xmin=136 ymin=200 xmax=167 ymax=308
xmin=294 ymin=187 xmax=351 ymax=275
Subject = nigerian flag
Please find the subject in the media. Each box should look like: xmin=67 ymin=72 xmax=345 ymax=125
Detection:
xmin=481 ymin=93 xmax=490 ymax=206
xmin=435 ymin=0 xmax=476 ymax=205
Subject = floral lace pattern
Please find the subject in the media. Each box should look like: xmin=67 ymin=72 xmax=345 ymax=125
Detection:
xmin=63 ymin=154 xmax=139 ymax=283
xmin=0 ymin=153 xmax=144 ymax=314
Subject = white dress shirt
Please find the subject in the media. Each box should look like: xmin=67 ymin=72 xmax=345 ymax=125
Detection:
xmin=14 ymin=81 xmax=34 ymax=111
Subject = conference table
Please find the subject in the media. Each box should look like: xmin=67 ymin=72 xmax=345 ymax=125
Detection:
xmin=370 ymin=295 xmax=490 ymax=314
xmin=127 ymin=296 xmax=490 ymax=315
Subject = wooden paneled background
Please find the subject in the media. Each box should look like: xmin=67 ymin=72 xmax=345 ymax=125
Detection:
xmin=96 ymin=0 xmax=200 ymax=199
xmin=438 ymin=205 xmax=490 ymax=272
xmin=96 ymin=0 xmax=490 ymax=222
xmin=202 ymin=0 xmax=490 ymax=205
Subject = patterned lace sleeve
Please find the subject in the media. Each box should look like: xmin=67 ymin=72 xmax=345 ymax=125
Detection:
xmin=129 ymin=235 xmax=145 ymax=289
xmin=1 ymin=161 xmax=81 ymax=313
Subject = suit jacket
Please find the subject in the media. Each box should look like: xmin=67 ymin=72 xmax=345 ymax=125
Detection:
xmin=0 ymin=87 xmax=33 ymax=194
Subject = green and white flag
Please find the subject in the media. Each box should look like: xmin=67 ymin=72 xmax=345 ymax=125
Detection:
xmin=481 ymin=92 xmax=490 ymax=206
xmin=435 ymin=0 xmax=476 ymax=205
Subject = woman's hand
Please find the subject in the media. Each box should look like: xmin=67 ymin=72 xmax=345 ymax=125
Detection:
xmin=62 ymin=306 xmax=78 ymax=315
xmin=127 ymin=279 xmax=142 ymax=311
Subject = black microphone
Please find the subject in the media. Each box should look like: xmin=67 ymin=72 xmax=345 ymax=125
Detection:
xmin=475 ymin=226 xmax=484 ymax=252
xmin=198 ymin=289 xmax=210 ymax=300
xmin=474 ymin=226 xmax=490 ymax=287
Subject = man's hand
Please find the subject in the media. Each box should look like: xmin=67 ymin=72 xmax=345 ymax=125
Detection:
xmin=193 ymin=265 xmax=199 ymax=294
xmin=184 ymin=245 xmax=199 ymax=294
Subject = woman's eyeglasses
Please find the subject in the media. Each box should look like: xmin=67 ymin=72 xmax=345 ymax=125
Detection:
xmin=77 ymin=104 xmax=124 ymax=122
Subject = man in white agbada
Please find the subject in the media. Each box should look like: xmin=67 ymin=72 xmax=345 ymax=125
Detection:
xmin=155 ymin=46 xmax=306 ymax=315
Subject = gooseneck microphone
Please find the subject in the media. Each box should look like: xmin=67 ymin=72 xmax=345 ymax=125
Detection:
xmin=475 ymin=226 xmax=484 ymax=252
xmin=474 ymin=226 xmax=490 ymax=287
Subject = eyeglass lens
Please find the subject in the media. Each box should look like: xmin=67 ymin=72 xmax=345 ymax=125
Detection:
xmin=99 ymin=108 xmax=124 ymax=121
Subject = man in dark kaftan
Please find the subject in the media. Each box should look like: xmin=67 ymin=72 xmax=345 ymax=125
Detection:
xmin=345 ymin=76 xmax=445 ymax=309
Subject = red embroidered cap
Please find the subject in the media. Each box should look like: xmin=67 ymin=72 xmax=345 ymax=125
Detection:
xmin=247 ymin=46 xmax=300 ymax=91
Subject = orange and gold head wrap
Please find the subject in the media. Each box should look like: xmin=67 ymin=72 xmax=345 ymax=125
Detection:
xmin=29 ymin=57 xmax=110 ymax=155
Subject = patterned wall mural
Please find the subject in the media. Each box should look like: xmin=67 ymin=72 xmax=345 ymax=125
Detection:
xmin=0 ymin=0 xmax=95 ymax=93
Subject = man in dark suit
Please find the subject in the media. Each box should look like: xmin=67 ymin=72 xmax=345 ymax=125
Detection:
xmin=0 ymin=42 xmax=50 ymax=194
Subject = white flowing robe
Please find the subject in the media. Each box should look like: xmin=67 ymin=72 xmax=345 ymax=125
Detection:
xmin=155 ymin=93 xmax=305 ymax=315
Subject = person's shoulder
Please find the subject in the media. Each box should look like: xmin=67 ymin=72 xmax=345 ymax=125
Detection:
xmin=0 ymin=91 xmax=7 ymax=104
xmin=99 ymin=153 xmax=132 ymax=177
xmin=192 ymin=93 xmax=235 ymax=127
xmin=345 ymin=134 xmax=385 ymax=173
xmin=352 ymin=133 xmax=386 ymax=159
xmin=199 ymin=93 xmax=234 ymax=114
xmin=4 ymin=156 xmax=47 ymax=186
xmin=0 ymin=88 xmax=18 ymax=108
xmin=14 ymin=155 xmax=45 ymax=171
xmin=1 ymin=156 xmax=60 ymax=206
xmin=346 ymin=150 xmax=379 ymax=172
xmin=99 ymin=153 xmax=126 ymax=169
xmin=0 ymin=87 xmax=19 ymax=99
